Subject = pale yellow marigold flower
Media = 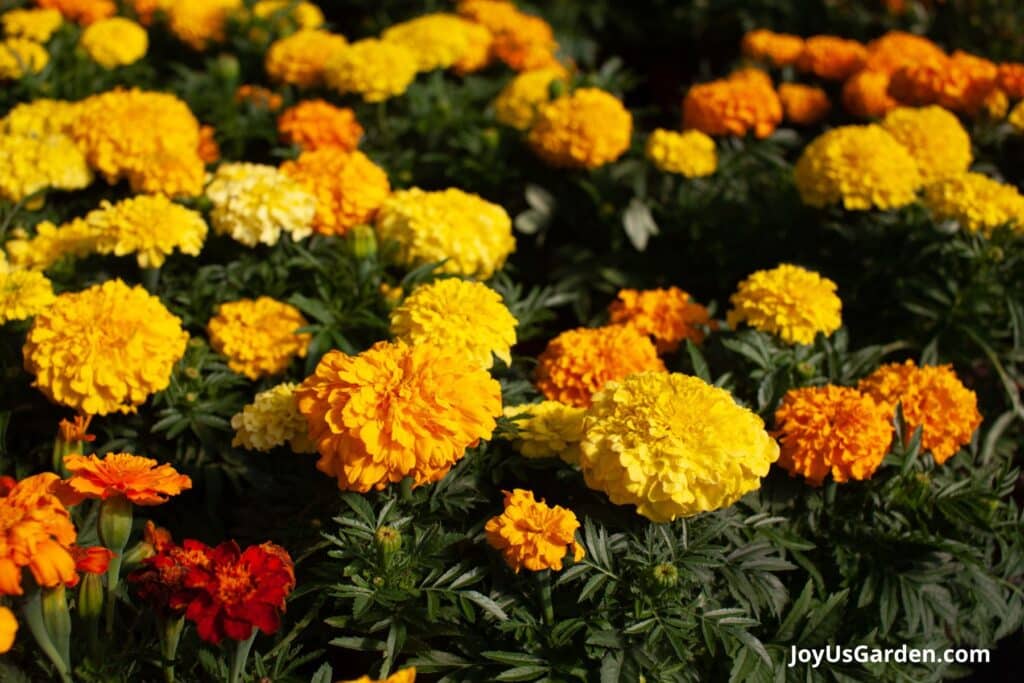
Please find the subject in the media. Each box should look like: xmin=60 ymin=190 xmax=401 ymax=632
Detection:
xmin=2 ymin=8 xmax=62 ymax=42
xmin=81 ymin=195 xmax=208 ymax=268
xmin=727 ymin=264 xmax=842 ymax=345
xmin=265 ymin=29 xmax=347 ymax=88
xmin=923 ymin=172 xmax=1024 ymax=235
xmin=382 ymin=13 xmax=491 ymax=73
xmin=503 ymin=401 xmax=585 ymax=463
xmin=0 ymin=133 xmax=92 ymax=202
xmin=166 ymin=0 xmax=241 ymax=50
xmin=645 ymin=129 xmax=717 ymax=178
xmin=390 ymin=278 xmax=517 ymax=369
xmin=881 ymin=106 xmax=971 ymax=184
xmin=231 ymin=383 xmax=314 ymax=453
xmin=325 ymin=38 xmax=419 ymax=103
xmin=208 ymin=297 xmax=311 ymax=380
xmin=580 ymin=372 xmax=779 ymax=522
xmin=80 ymin=17 xmax=147 ymax=68
xmin=0 ymin=266 xmax=56 ymax=324
xmin=0 ymin=37 xmax=48 ymax=79
xmin=528 ymin=87 xmax=632 ymax=169
xmin=493 ymin=65 xmax=569 ymax=130
xmin=205 ymin=162 xmax=316 ymax=247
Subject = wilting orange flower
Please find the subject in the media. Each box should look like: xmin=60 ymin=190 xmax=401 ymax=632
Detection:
xmin=281 ymin=148 xmax=391 ymax=235
xmin=63 ymin=453 xmax=192 ymax=506
xmin=842 ymin=69 xmax=898 ymax=118
xmin=863 ymin=31 xmax=946 ymax=75
xmin=0 ymin=473 xmax=77 ymax=596
xmin=277 ymin=100 xmax=363 ymax=152
xmin=741 ymin=29 xmax=804 ymax=67
xmin=683 ymin=72 xmax=782 ymax=138
xmin=35 ymin=0 xmax=115 ymax=24
xmin=486 ymin=489 xmax=584 ymax=572
xmin=234 ymin=84 xmax=283 ymax=111
xmin=997 ymin=63 xmax=1024 ymax=100
xmin=889 ymin=51 xmax=997 ymax=114
xmin=197 ymin=125 xmax=220 ymax=164
xmin=778 ymin=83 xmax=831 ymax=125
xmin=796 ymin=36 xmax=867 ymax=80
xmin=608 ymin=287 xmax=711 ymax=353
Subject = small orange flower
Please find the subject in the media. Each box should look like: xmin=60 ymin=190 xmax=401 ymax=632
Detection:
xmin=235 ymin=84 xmax=283 ymax=111
xmin=280 ymin=148 xmax=391 ymax=235
xmin=889 ymin=51 xmax=997 ymax=114
xmin=69 ymin=545 xmax=115 ymax=584
xmin=997 ymin=63 xmax=1024 ymax=100
xmin=458 ymin=0 xmax=558 ymax=71
xmin=842 ymin=69 xmax=898 ymax=118
xmin=63 ymin=453 xmax=192 ymax=506
xmin=778 ymin=83 xmax=831 ymax=125
xmin=741 ymin=29 xmax=804 ymax=67
xmin=0 ymin=473 xmax=78 ymax=595
xmin=35 ymin=0 xmax=115 ymax=24
xmin=608 ymin=287 xmax=711 ymax=353
xmin=278 ymin=100 xmax=364 ymax=152
xmin=796 ymin=36 xmax=867 ymax=81
xmin=198 ymin=125 xmax=220 ymax=164
xmin=863 ymin=31 xmax=946 ymax=75
xmin=682 ymin=73 xmax=782 ymax=138
xmin=485 ymin=489 xmax=584 ymax=572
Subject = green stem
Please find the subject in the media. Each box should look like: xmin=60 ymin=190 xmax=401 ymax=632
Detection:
xmin=21 ymin=588 xmax=73 ymax=683
xmin=158 ymin=614 xmax=185 ymax=683
xmin=229 ymin=631 xmax=258 ymax=683
xmin=141 ymin=266 xmax=161 ymax=293
xmin=537 ymin=570 xmax=554 ymax=627
xmin=99 ymin=496 xmax=133 ymax=635
xmin=104 ymin=554 xmax=122 ymax=636
xmin=399 ymin=476 xmax=413 ymax=503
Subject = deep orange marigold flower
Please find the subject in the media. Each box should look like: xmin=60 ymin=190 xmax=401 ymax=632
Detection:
xmin=0 ymin=606 xmax=15 ymax=654
xmin=774 ymin=385 xmax=894 ymax=485
xmin=0 ymin=473 xmax=77 ymax=596
xmin=278 ymin=100 xmax=363 ymax=152
xmin=69 ymin=545 xmax=115 ymax=582
xmin=535 ymin=325 xmax=666 ymax=407
xmin=485 ymin=489 xmax=584 ymax=572
xmin=858 ymin=360 xmax=982 ymax=464
xmin=197 ymin=125 xmax=220 ymax=164
xmin=796 ymin=35 xmax=867 ymax=80
xmin=863 ymin=31 xmax=946 ymax=75
xmin=778 ymin=83 xmax=831 ymax=125
xmin=63 ymin=453 xmax=191 ymax=506
xmin=280 ymin=148 xmax=391 ymax=235
xmin=842 ymin=69 xmax=898 ymax=118
xmin=296 ymin=340 xmax=502 ymax=492
xmin=35 ymin=0 xmax=114 ymax=24
xmin=608 ymin=287 xmax=711 ymax=353
xmin=889 ymin=51 xmax=997 ymax=114
xmin=682 ymin=73 xmax=782 ymax=138
xmin=458 ymin=0 xmax=557 ymax=71
xmin=997 ymin=63 xmax=1024 ymax=100
xmin=207 ymin=297 xmax=311 ymax=380
xmin=235 ymin=84 xmax=283 ymax=111
xmin=741 ymin=29 xmax=804 ymax=67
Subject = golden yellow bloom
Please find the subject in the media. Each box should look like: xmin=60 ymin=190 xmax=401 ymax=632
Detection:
xmin=741 ymin=29 xmax=804 ymax=67
xmin=0 ymin=266 xmax=55 ymax=324
xmin=325 ymin=38 xmax=418 ymax=103
xmin=277 ymin=99 xmax=363 ymax=152
xmin=778 ymin=83 xmax=831 ymax=125
xmin=296 ymin=340 xmax=502 ymax=492
xmin=922 ymin=172 xmax=1024 ymax=235
xmin=842 ymin=69 xmax=898 ymax=118
xmin=63 ymin=453 xmax=191 ymax=505
xmin=796 ymin=35 xmax=867 ymax=80
xmin=0 ymin=98 xmax=78 ymax=137
xmin=579 ymin=372 xmax=779 ymax=522
xmin=502 ymin=401 xmax=584 ymax=462
xmin=793 ymin=125 xmax=922 ymax=211
xmin=0 ymin=132 xmax=92 ymax=202
xmin=493 ymin=65 xmax=569 ymax=130
xmin=485 ymin=489 xmax=583 ymax=572
xmin=727 ymin=264 xmax=842 ymax=345
xmin=231 ymin=383 xmax=314 ymax=453
xmin=382 ymin=13 xmax=492 ymax=73
xmin=859 ymin=360 xmax=981 ymax=464
xmin=458 ymin=0 xmax=557 ymax=71
xmin=0 ymin=473 xmax=77 ymax=596
xmin=983 ymin=88 xmax=1009 ymax=119
xmin=34 ymin=0 xmax=114 ymax=25
xmin=1010 ymin=100 xmax=1024 ymax=130
xmin=774 ymin=385 xmax=894 ymax=485
xmin=2 ymin=219 xmax=96 ymax=271
xmin=0 ymin=606 xmax=16 ymax=654
xmin=881 ymin=106 xmax=971 ymax=184
xmin=252 ymin=0 xmax=323 ymax=30
xmin=535 ymin=325 xmax=665 ymax=408
xmin=265 ymin=29 xmax=347 ymax=88
xmin=207 ymin=297 xmax=311 ymax=380
xmin=2 ymin=8 xmax=62 ymax=41
xmin=528 ymin=88 xmax=632 ymax=169
xmin=644 ymin=129 xmax=717 ymax=178
xmin=608 ymin=287 xmax=711 ymax=352
xmin=339 ymin=669 xmax=416 ymax=683
xmin=206 ymin=162 xmax=316 ymax=246
xmin=0 ymin=37 xmax=48 ymax=79
xmin=682 ymin=74 xmax=782 ymax=138
xmin=165 ymin=0 xmax=241 ymax=50
xmin=280 ymin=148 xmax=391 ymax=236
xmin=24 ymin=280 xmax=187 ymax=415
xmin=80 ymin=195 xmax=208 ymax=268
xmin=375 ymin=187 xmax=515 ymax=279
xmin=80 ymin=17 xmax=147 ymax=68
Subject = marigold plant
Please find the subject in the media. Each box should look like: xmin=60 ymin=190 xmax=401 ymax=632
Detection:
xmin=644 ymin=129 xmax=717 ymax=178
xmin=527 ymin=88 xmax=632 ymax=169
xmin=382 ymin=13 xmax=492 ymax=73
xmin=608 ymin=286 xmax=712 ymax=352
xmin=79 ymin=17 xmax=148 ymax=68
xmin=325 ymin=38 xmax=418 ymax=103
xmin=63 ymin=453 xmax=192 ymax=505
xmin=277 ymin=99 xmax=363 ymax=151
xmin=493 ymin=65 xmax=569 ymax=130
xmin=207 ymin=297 xmax=311 ymax=380
xmin=682 ymin=73 xmax=782 ymax=138
xmin=727 ymin=264 xmax=842 ymax=345
xmin=741 ymin=29 xmax=804 ymax=67
xmin=280 ymin=148 xmax=391 ymax=235
xmin=502 ymin=401 xmax=585 ymax=463
xmin=880 ymin=106 xmax=972 ymax=183
xmin=2 ymin=8 xmax=62 ymax=41
xmin=0 ymin=132 xmax=92 ymax=203
xmin=485 ymin=489 xmax=584 ymax=572
xmin=231 ymin=383 xmax=315 ymax=453
xmin=205 ymin=162 xmax=317 ymax=246
xmin=922 ymin=172 xmax=1024 ymax=235
xmin=265 ymin=29 xmax=348 ymax=88
xmin=796 ymin=35 xmax=867 ymax=80
xmin=0 ymin=266 xmax=55 ymax=324
xmin=165 ymin=0 xmax=241 ymax=50
xmin=0 ymin=473 xmax=77 ymax=595
xmin=778 ymin=83 xmax=831 ymax=125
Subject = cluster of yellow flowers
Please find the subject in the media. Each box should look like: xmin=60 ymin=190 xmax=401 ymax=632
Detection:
xmin=0 ymin=131 xmax=92 ymax=203
xmin=207 ymin=297 xmax=311 ymax=380
xmin=265 ymin=29 xmax=347 ymax=87
xmin=2 ymin=8 xmax=62 ymax=42
xmin=205 ymin=162 xmax=317 ymax=246
xmin=493 ymin=65 xmax=569 ymax=130
xmin=0 ymin=254 xmax=55 ymax=324
xmin=325 ymin=38 xmax=419 ymax=103
xmin=381 ymin=13 xmax=492 ymax=73
xmin=923 ymin=172 xmax=1024 ymax=235
xmin=880 ymin=106 xmax=972 ymax=184
xmin=727 ymin=264 xmax=842 ymax=345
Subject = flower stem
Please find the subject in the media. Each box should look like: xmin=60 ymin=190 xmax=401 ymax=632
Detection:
xmin=141 ymin=266 xmax=161 ymax=293
xmin=537 ymin=570 xmax=554 ymax=627
xmin=229 ymin=631 xmax=258 ymax=683
xmin=22 ymin=587 xmax=73 ymax=683
xmin=99 ymin=495 xmax=133 ymax=635
xmin=399 ymin=476 xmax=413 ymax=503
xmin=158 ymin=614 xmax=185 ymax=683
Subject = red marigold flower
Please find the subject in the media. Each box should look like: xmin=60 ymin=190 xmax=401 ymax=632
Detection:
xmin=129 ymin=535 xmax=211 ymax=616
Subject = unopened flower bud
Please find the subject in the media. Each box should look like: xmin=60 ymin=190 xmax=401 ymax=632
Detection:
xmin=348 ymin=225 xmax=378 ymax=259
xmin=650 ymin=563 xmax=678 ymax=588
xmin=375 ymin=526 xmax=402 ymax=556
xmin=78 ymin=573 xmax=104 ymax=622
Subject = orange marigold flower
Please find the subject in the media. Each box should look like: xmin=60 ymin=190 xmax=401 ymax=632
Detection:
xmin=741 ymin=29 xmax=804 ymax=67
xmin=234 ymin=84 xmax=283 ymax=111
xmin=535 ymin=325 xmax=666 ymax=407
xmin=198 ymin=125 xmax=220 ymax=164
xmin=63 ymin=453 xmax=192 ymax=506
xmin=608 ymin=287 xmax=711 ymax=353
xmin=997 ymin=63 xmax=1024 ymax=100
xmin=778 ymin=83 xmax=831 ymax=125
xmin=796 ymin=35 xmax=867 ymax=81
xmin=458 ymin=0 xmax=557 ymax=71
xmin=527 ymin=88 xmax=632 ymax=169
xmin=863 ymin=31 xmax=946 ymax=75
xmin=682 ymin=73 xmax=782 ymax=138
xmin=296 ymin=340 xmax=502 ymax=492
xmin=0 ymin=473 xmax=77 ymax=596
xmin=842 ymin=69 xmax=898 ymax=118
xmin=207 ymin=297 xmax=311 ymax=380
xmin=774 ymin=385 xmax=894 ymax=485
xmin=277 ymin=100 xmax=363 ymax=152
xmin=129 ymin=0 xmax=161 ymax=26
xmin=485 ymin=489 xmax=584 ymax=572
xmin=35 ymin=0 xmax=115 ymax=25
xmin=70 ymin=545 xmax=115 ymax=577
xmin=280 ymin=148 xmax=391 ymax=235
xmin=858 ymin=360 xmax=982 ymax=464
xmin=890 ymin=51 xmax=997 ymax=114
xmin=0 ymin=606 xmax=15 ymax=654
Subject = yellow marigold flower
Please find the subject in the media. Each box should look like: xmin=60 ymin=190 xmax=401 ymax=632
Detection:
xmin=0 ymin=606 xmax=16 ymax=653
xmin=863 ymin=31 xmax=946 ymax=75
xmin=458 ymin=0 xmax=557 ymax=71
xmin=0 ymin=267 xmax=56 ymax=323
xmin=79 ymin=195 xmax=207 ymax=268
xmin=983 ymin=88 xmax=1009 ymax=119
xmin=774 ymin=385 xmax=894 ymax=485
xmin=858 ymin=360 xmax=981 ymax=464
xmin=644 ymin=129 xmax=717 ymax=178
xmin=502 ymin=401 xmax=584 ymax=462
xmin=0 ymin=37 xmax=48 ymax=79
xmin=296 ymin=340 xmax=502 ymax=492
xmin=375 ymin=187 xmax=515 ymax=279
xmin=579 ymin=372 xmax=779 ymax=522
xmin=485 ymin=489 xmax=584 ymax=572
xmin=80 ymin=17 xmax=147 ymax=68
xmin=34 ymin=0 xmax=114 ymax=25
xmin=231 ymin=383 xmax=314 ymax=453
xmin=207 ymin=297 xmax=311 ymax=380
xmin=63 ymin=452 xmax=191 ymax=505
xmin=325 ymin=38 xmax=418 ymax=103
xmin=0 ymin=473 xmax=77 ymax=596
xmin=493 ymin=65 xmax=569 ymax=130
xmin=2 ymin=8 xmax=62 ymax=41
xmin=528 ymin=88 xmax=632 ymax=169
xmin=382 ymin=13 xmax=492 ymax=73
xmin=880 ymin=106 xmax=971 ymax=184
xmin=608 ymin=287 xmax=711 ymax=352
xmin=890 ymin=51 xmax=997 ymax=115
xmin=390 ymin=278 xmax=517 ymax=369
xmin=727 ymin=264 xmax=842 ymax=345
xmin=842 ymin=69 xmax=898 ymax=118
xmin=793 ymin=125 xmax=922 ymax=211
xmin=0 ymin=98 xmax=78 ymax=137
xmin=206 ymin=162 xmax=316 ymax=246
xmin=2 ymin=219 xmax=96 ymax=271
xmin=741 ymin=29 xmax=804 ymax=67
xmin=682 ymin=74 xmax=782 ymax=138
xmin=277 ymin=100 xmax=363 ymax=152
xmin=796 ymin=35 xmax=867 ymax=80
xmin=23 ymin=279 xmax=188 ymax=415
xmin=0 ymin=133 xmax=92 ymax=202
xmin=1010 ymin=100 xmax=1024 ymax=130
xmin=252 ymin=0 xmax=323 ymax=30
xmin=265 ymin=29 xmax=347 ymax=88
xmin=922 ymin=172 xmax=1024 ymax=235
xmin=778 ymin=83 xmax=831 ymax=126
xmin=165 ymin=0 xmax=241 ymax=50
xmin=340 ymin=669 xmax=416 ymax=683
xmin=280 ymin=148 xmax=391 ymax=236
xmin=997 ymin=63 xmax=1024 ymax=100
xmin=535 ymin=325 xmax=665 ymax=408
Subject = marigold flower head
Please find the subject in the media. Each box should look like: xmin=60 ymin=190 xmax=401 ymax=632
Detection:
xmin=778 ymin=83 xmax=831 ymax=125
xmin=682 ymin=74 xmax=782 ymax=138
xmin=493 ymin=65 xmax=570 ymax=130
xmin=206 ymin=162 xmax=316 ymax=246
xmin=70 ymin=545 xmax=114 ymax=579
xmin=339 ymin=670 xmax=416 ymax=683
xmin=608 ymin=286 xmax=712 ymax=352
xmin=0 ymin=267 xmax=55 ymax=324
xmin=863 ymin=31 xmax=946 ymax=75
xmin=1010 ymin=100 xmax=1024 ymax=130
xmin=0 ymin=606 xmax=16 ymax=653
xmin=458 ymin=0 xmax=557 ymax=71
xmin=880 ymin=106 xmax=971 ymax=184
xmin=81 ymin=195 xmax=208 ymax=268
xmin=485 ymin=489 xmax=583 ymax=572
xmin=0 ymin=98 xmax=78 ymax=137
xmin=252 ymin=0 xmax=323 ymax=31
xmin=796 ymin=35 xmax=867 ymax=80
xmin=727 ymin=264 xmax=842 ymax=345
xmin=390 ymin=278 xmax=517 ymax=369
xmin=296 ymin=340 xmax=502 ymax=492
xmin=922 ymin=172 xmax=1024 ymax=235
xmin=842 ymin=69 xmax=898 ymax=118
xmin=502 ymin=401 xmax=584 ymax=463
xmin=535 ymin=325 xmax=665 ymax=408
xmin=644 ymin=129 xmax=717 ymax=178
xmin=793 ymin=125 xmax=922 ymax=210
xmin=63 ymin=453 xmax=191 ymax=505
xmin=265 ymin=29 xmax=347 ymax=88
xmin=128 ymin=533 xmax=211 ymax=616
xmin=197 ymin=124 xmax=219 ymax=164
xmin=859 ymin=360 xmax=981 ymax=464
xmin=166 ymin=0 xmax=241 ymax=50
xmin=579 ymin=372 xmax=779 ymax=522
xmin=23 ymin=279 xmax=189 ymax=415
xmin=235 ymin=84 xmax=283 ymax=111
xmin=983 ymin=88 xmax=1009 ymax=119
xmin=232 ymin=383 xmax=314 ymax=453
xmin=280 ymin=148 xmax=391 ymax=236
xmin=375 ymin=187 xmax=515 ymax=279
xmin=3 ymin=218 xmax=96 ymax=271
xmin=0 ymin=37 xmax=48 ymax=79
xmin=207 ymin=297 xmax=310 ymax=380
xmin=741 ymin=29 xmax=804 ymax=67
xmin=34 ymin=0 xmax=114 ymax=25
xmin=278 ymin=100 xmax=363 ymax=152
xmin=0 ymin=133 xmax=92 ymax=203
xmin=80 ymin=17 xmax=147 ymax=68
xmin=997 ymin=63 xmax=1024 ymax=99
xmin=325 ymin=38 xmax=418 ymax=103
xmin=382 ymin=13 xmax=492 ymax=73
xmin=2 ymin=8 xmax=62 ymax=41
xmin=889 ymin=51 xmax=997 ymax=114
xmin=528 ymin=88 xmax=632 ymax=169
xmin=774 ymin=385 xmax=894 ymax=485
xmin=0 ymin=473 xmax=77 ymax=595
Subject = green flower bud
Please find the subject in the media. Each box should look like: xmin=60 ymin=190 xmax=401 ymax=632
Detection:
xmin=797 ymin=361 xmax=816 ymax=378
xmin=78 ymin=573 xmax=104 ymax=622
xmin=348 ymin=224 xmax=378 ymax=259
xmin=41 ymin=584 xmax=72 ymax=667
xmin=375 ymin=526 xmax=402 ymax=556
xmin=98 ymin=495 xmax=133 ymax=555
xmin=650 ymin=563 xmax=679 ymax=588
